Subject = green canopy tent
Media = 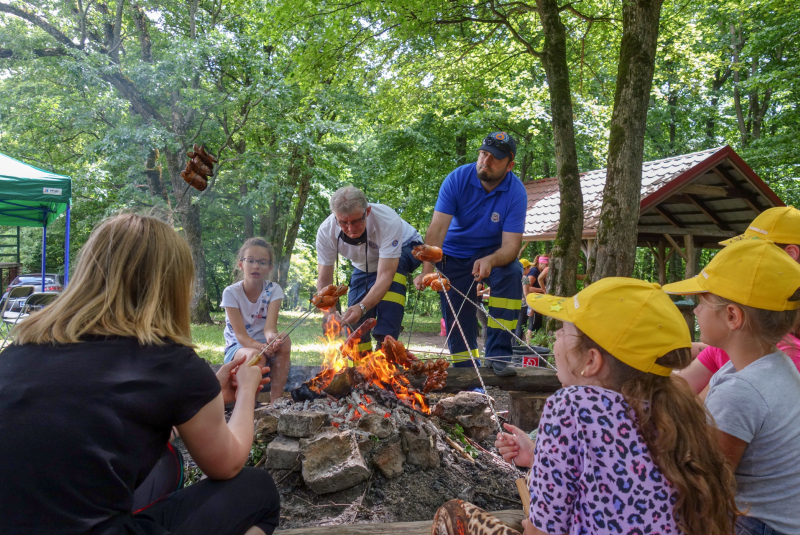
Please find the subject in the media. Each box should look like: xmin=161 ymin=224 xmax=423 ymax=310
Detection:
xmin=0 ymin=153 xmax=72 ymax=289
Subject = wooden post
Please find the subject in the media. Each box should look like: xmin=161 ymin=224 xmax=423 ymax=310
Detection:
xmin=656 ymin=240 xmax=667 ymax=285
xmin=507 ymin=391 xmax=550 ymax=433
xmin=682 ymin=235 xmax=698 ymax=338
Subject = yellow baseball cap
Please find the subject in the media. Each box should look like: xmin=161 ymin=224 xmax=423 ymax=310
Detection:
xmin=720 ymin=206 xmax=800 ymax=246
xmin=526 ymin=277 xmax=691 ymax=376
xmin=520 ymin=259 xmax=531 ymax=268
xmin=662 ymin=239 xmax=800 ymax=311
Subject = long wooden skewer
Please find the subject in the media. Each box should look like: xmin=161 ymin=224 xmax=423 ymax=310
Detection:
xmin=247 ymin=306 xmax=316 ymax=367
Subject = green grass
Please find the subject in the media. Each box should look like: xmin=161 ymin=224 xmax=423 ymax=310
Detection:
xmin=191 ymin=310 xmax=443 ymax=365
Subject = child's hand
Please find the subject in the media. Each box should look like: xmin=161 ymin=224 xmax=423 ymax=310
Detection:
xmin=495 ymin=422 xmax=536 ymax=467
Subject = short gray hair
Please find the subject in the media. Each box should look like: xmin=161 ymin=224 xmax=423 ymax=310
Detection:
xmin=330 ymin=186 xmax=368 ymax=216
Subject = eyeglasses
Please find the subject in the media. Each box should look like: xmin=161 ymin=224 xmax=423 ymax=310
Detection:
xmin=336 ymin=212 xmax=367 ymax=228
xmin=241 ymin=258 xmax=272 ymax=268
xmin=482 ymin=136 xmax=514 ymax=158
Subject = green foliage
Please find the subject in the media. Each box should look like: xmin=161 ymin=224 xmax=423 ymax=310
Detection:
xmin=446 ymin=423 xmax=479 ymax=458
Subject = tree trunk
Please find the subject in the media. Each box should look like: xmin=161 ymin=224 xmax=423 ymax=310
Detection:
xmin=588 ymin=0 xmax=664 ymax=282
xmin=144 ymin=148 xmax=168 ymax=202
xmin=165 ymin=148 xmax=213 ymax=324
xmin=535 ymin=0 xmax=583 ymax=299
xmin=278 ymin=164 xmax=313 ymax=288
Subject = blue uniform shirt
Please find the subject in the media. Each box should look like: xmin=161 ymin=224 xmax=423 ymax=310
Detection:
xmin=435 ymin=163 xmax=527 ymax=258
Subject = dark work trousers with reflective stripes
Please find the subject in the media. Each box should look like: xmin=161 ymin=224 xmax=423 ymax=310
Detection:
xmin=348 ymin=242 xmax=422 ymax=352
xmin=438 ymin=247 xmax=523 ymax=370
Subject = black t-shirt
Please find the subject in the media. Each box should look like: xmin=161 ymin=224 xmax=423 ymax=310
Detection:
xmin=0 ymin=337 xmax=220 ymax=534
xmin=529 ymin=267 xmax=541 ymax=289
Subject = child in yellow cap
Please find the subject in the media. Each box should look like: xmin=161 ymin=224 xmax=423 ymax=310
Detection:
xmin=431 ymin=278 xmax=737 ymax=535
xmin=678 ymin=206 xmax=800 ymax=398
xmin=663 ymin=238 xmax=800 ymax=535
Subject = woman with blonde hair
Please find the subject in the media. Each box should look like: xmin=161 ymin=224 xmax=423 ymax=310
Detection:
xmin=0 ymin=214 xmax=280 ymax=535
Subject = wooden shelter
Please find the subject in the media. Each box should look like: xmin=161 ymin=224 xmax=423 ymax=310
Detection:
xmin=522 ymin=146 xmax=784 ymax=283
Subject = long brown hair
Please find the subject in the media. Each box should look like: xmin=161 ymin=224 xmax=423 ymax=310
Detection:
xmin=14 ymin=213 xmax=194 ymax=346
xmin=576 ymin=333 xmax=739 ymax=535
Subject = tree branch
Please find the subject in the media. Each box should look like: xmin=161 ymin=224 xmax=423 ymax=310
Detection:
xmin=0 ymin=3 xmax=82 ymax=50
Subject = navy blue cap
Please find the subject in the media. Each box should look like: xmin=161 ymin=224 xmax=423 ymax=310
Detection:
xmin=479 ymin=132 xmax=516 ymax=161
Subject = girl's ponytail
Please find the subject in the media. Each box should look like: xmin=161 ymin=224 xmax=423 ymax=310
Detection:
xmin=579 ymin=335 xmax=739 ymax=534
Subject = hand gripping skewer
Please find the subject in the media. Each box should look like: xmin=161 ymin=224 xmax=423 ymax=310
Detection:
xmin=247 ymin=305 xmax=315 ymax=367
xmin=437 ymin=268 xmax=557 ymax=372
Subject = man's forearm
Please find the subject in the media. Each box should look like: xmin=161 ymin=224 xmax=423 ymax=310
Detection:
xmin=360 ymin=271 xmax=394 ymax=310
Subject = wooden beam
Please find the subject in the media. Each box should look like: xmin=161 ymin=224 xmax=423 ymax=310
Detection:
xmin=518 ymin=241 xmax=530 ymax=257
xmin=276 ymin=510 xmax=526 ymax=534
xmin=639 ymin=226 xmax=736 ymax=237
xmin=685 ymin=194 xmax=733 ymax=231
xmin=653 ymin=205 xmax=685 ymax=228
xmin=684 ymin=235 xmax=697 ymax=278
xmin=710 ymin=167 xmax=763 ymax=213
xmin=681 ymin=184 xmax=729 ymax=197
xmin=663 ymin=234 xmax=688 ymax=261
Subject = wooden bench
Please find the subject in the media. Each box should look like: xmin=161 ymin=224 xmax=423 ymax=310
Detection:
xmin=275 ymin=509 xmax=525 ymax=534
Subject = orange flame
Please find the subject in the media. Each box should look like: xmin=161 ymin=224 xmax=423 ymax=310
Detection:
xmin=308 ymin=316 xmax=430 ymax=413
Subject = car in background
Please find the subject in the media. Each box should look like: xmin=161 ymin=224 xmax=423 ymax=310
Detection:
xmin=1 ymin=273 xmax=64 ymax=313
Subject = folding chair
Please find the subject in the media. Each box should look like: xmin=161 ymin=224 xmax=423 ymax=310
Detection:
xmin=0 ymin=286 xmax=35 ymax=337
xmin=2 ymin=292 xmax=59 ymax=347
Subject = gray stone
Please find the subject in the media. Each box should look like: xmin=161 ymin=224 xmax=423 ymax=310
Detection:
xmin=371 ymin=435 xmax=405 ymax=479
xmin=432 ymin=391 xmax=494 ymax=440
xmin=254 ymin=407 xmax=279 ymax=440
xmin=278 ymin=411 xmax=327 ymax=438
xmin=265 ymin=435 xmax=301 ymax=471
xmin=400 ymin=426 xmax=440 ymax=469
xmin=301 ymin=430 xmax=371 ymax=495
xmin=357 ymin=413 xmax=396 ymax=439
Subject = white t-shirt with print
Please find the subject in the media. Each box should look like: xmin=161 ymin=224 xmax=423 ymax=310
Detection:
xmin=221 ymin=280 xmax=284 ymax=352
xmin=316 ymin=203 xmax=421 ymax=273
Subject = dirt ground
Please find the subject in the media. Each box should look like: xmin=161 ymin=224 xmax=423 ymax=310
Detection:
xmin=176 ymin=385 xmax=524 ymax=531
xmin=270 ymin=386 xmax=521 ymax=530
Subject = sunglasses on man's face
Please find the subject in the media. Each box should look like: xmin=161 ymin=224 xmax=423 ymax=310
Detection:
xmin=482 ymin=136 xmax=514 ymax=157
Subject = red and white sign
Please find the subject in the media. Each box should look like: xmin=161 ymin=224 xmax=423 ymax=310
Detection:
xmin=521 ymin=356 xmax=539 ymax=367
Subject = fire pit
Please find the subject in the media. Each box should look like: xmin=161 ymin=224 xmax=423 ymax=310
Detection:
xmin=290 ymin=318 xmax=449 ymax=416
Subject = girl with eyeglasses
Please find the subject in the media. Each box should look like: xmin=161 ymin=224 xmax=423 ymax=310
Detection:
xmin=221 ymin=237 xmax=292 ymax=405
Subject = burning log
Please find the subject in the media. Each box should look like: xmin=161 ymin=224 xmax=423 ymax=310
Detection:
xmin=322 ymin=367 xmax=363 ymax=399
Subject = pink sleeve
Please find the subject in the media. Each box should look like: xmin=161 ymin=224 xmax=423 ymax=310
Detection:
xmin=777 ymin=334 xmax=800 ymax=372
xmin=696 ymin=346 xmax=730 ymax=373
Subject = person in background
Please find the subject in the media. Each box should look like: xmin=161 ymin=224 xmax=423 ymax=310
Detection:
xmin=221 ymin=237 xmax=291 ymax=405
xmin=664 ymin=238 xmax=800 ymax=535
xmin=414 ymin=132 xmax=527 ymax=376
xmin=0 ymin=214 xmax=280 ymax=535
xmin=432 ymin=277 xmax=738 ymax=535
xmin=676 ymin=206 xmax=800 ymax=399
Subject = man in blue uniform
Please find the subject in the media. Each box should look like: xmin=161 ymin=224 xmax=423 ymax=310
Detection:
xmin=414 ymin=132 xmax=527 ymax=375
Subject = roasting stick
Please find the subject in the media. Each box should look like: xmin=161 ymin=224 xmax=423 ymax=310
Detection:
xmin=247 ymin=305 xmax=315 ymax=367
xmin=434 ymin=271 xmax=503 ymax=434
xmin=437 ymin=268 xmax=557 ymax=373
xmin=439 ymin=278 xmax=477 ymax=355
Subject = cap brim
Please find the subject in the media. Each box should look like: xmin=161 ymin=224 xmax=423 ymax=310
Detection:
xmin=661 ymin=277 xmax=708 ymax=295
xmin=719 ymin=233 xmax=746 ymax=246
xmin=526 ymin=293 xmax=573 ymax=323
xmin=479 ymin=144 xmax=512 ymax=161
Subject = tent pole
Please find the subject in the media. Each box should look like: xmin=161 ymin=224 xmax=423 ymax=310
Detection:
xmin=64 ymin=205 xmax=70 ymax=288
xmin=41 ymin=224 xmax=47 ymax=291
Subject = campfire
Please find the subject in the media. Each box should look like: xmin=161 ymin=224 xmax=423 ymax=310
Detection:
xmin=291 ymin=317 xmax=448 ymax=416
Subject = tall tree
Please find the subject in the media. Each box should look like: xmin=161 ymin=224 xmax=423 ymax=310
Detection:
xmin=587 ymin=0 xmax=666 ymax=281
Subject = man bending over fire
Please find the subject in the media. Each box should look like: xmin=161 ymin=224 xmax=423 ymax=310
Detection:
xmin=316 ymin=186 xmax=423 ymax=352
xmin=414 ymin=132 xmax=527 ymax=376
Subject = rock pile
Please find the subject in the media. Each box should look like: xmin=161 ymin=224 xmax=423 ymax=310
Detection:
xmin=256 ymin=390 xmax=498 ymax=495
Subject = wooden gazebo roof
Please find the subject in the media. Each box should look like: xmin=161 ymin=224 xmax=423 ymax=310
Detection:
xmin=522 ymin=146 xmax=783 ymax=249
